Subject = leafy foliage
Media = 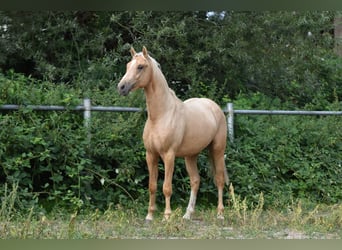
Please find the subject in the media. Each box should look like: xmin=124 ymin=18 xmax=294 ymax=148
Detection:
xmin=228 ymin=93 xmax=342 ymax=207
xmin=0 ymin=72 xmax=147 ymax=212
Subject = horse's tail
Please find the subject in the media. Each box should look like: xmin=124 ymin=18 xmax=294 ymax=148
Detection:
xmin=208 ymin=152 xmax=229 ymax=186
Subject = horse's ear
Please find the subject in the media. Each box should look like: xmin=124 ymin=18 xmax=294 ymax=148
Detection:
xmin=142 ymin=46 xmax=148 ymax=58
xmin=130 ymin=47 xmax=136 ymax=57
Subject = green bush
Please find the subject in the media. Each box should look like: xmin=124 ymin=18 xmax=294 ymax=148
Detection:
xmin=0 ymin=72 xmax=148 ymax=213
xmin=227 ymin=93 xmax=342 ymax=207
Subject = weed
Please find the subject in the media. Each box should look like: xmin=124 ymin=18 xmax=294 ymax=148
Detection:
xmin=67 ymin=211 xmax=78 ymax=238
xmin=20 ymin=206 xmax=34 ymax=239
xmin=228 ymin=183 xmax=264 ymax=229
xmin=0 ymin=182 xmax=19 ymax=221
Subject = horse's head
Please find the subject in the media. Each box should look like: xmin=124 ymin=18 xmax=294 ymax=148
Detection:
xmin=117 ymin=46 xmax=153 ymax=96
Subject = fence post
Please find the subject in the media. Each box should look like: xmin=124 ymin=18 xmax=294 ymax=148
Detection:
xmin=83 ymin=98 xmax=91 ymax=143
xmin=227 ymin=102 xmax=234 ymax=143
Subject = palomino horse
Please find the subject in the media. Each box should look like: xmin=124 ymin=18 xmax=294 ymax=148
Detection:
xmin=117 ymin=46 xmax=229 ymax=221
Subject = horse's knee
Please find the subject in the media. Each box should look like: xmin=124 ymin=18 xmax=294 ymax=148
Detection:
xmin=190 ymin=177 xmax=200 ymax=188
xmin=149 ymin=182 xmax=157 ymax=194
xmin=163 ymin=183 xmax=172 ymax=197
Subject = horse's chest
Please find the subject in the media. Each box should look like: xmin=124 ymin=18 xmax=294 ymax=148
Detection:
xmin=143 ymin=121 xmax=182 ymax=153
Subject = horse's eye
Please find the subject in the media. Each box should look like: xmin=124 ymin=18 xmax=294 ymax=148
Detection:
xmin=137 ymin=65 xmax=144 ymax=70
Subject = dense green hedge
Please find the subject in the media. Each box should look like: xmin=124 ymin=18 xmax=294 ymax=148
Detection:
xmin=1 ymin=73 xmax=341 ymax=214
xmin=0 ymin=72 xmax=147 ymax=212
xmin=227 ymin=93 xmax=342 ymax=207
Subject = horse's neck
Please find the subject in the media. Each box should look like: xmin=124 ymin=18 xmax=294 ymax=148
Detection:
xmin=144 ymin=69 xmax=181 ymax=121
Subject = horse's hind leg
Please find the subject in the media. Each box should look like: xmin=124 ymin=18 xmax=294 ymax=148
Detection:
xmin=183 ymin=155 xmax=200 ymax=220
xmin=210 ymin=131 xmax=229 ymax=219
xmin=213 ymin=154 xmax=227 ymax=219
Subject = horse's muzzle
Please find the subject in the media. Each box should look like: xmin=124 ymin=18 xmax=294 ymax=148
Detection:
xmin=117 ymin=81 xmax=135 ymax=96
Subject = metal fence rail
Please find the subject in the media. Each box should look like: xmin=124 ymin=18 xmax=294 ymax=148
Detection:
xmin=224 ymin=103 xmax=342 ymax=143
xmin=233 ymin=110 xmax=342 ymax=115
xmin=1 ymin=99 xmax=341 ymax=143
xmin=0 ymin=104 xmax=143 ymax=112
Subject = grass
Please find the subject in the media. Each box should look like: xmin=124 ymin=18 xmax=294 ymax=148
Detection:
xmin=1 ymin=183 xmax=341 ymax=239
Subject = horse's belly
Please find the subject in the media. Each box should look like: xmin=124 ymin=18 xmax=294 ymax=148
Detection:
xmin=175 ymin=140 xmax=210 ymax=157
xmin=175 ymin=123 xmax=215 ymax=157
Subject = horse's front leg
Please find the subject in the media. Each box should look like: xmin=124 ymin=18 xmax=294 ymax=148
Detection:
xmin=162 ymin=152 xmax=175 ymax=220
xmin=146 ymin=151 xmax=159 ymax=221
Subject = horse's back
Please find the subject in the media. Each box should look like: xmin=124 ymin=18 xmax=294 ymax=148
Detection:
xmin=183 ymin=98 xmax=226 ymax=126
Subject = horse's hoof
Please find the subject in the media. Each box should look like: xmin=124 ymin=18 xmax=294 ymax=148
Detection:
xmin=144 ymin=217 xmax=153 ymax=225
xmin=145 ymin=219 xmax=153 ymax=225
xmin=217 ymin=214 xmax=224 ymax=220
xmin=162 ymin=214 xmax=171 ymax=222
xmin=145 ymin=214 xmax=153 ymax=222
xmin=182 ymin=213 xmax=191 ymax=220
